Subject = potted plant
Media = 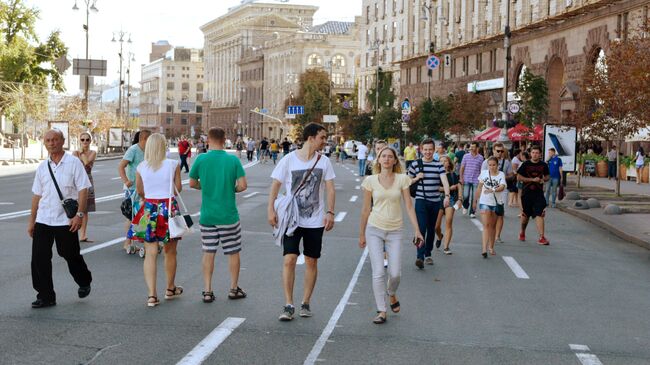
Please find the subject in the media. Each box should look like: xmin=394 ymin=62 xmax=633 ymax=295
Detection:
xmin=620 ymin=155 xmax=634 ymax=180
xmin=596 ymin=155 xmax=608 ymax=177
xmin=643 ymin=157 xmax=650 ymax=183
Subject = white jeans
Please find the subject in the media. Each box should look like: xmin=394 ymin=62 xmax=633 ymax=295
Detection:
xmin=366 ymin=224 xmax=402 ymax=312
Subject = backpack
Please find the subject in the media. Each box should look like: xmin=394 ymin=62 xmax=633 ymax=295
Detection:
xmin=409 ymin=159 xmax=424 ymax=198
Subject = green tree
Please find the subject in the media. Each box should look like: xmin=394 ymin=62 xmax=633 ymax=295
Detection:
xmin=516 ymin=68 xmax=549 ymax=125
xmin=366 ymin=70 xmax=396 ymax=112
xmin=447 ymin=91 xmax=489 ymax=142
xmin=372 ymin=108 xmax=401 ymax=140
xmin=289 ymin=69 xmax=331 ymax=131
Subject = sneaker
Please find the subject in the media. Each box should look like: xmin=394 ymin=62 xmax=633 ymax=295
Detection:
xmin=299 ymin=303 xmax=313 ymax=318
xmin=443 ymin=248 xmax=452 ymax=255
xmin=435 ymin=236 xmax=443 ymax=249
xmin=462 ymin=208 xmax=468 ymax=215
xmin=31 ymin=299 xmax=56 ymax=308
xmin=424 ymin=257 xmax=434 ymax=265
xmin=383 ymin=258 xmax=388 ymax=268
xmin=469 ymin=213 xmax=476 ymax=218
xmin=519 ymin=232 xmax=526 ymax=241
xmin=538 ymin=236 xmax=550 ymax=245
xmin=279 ymin=305 xmax=295 ymax=321
xmin=495 ymin=237 xmax=504 ymax=244
xmin=78 ymin=285 xmax=91 ymax=298
xmin=415 ymin=259 xmax=424 ymax=269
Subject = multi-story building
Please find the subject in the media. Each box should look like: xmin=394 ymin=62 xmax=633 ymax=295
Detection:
xmin=238 ymin=48 xmax=264 ymax=141
xmin=262 ymin=20 xmax=362 ymax=139
xmin=397 ymin=0 xmax=650 ymax=124
xmin=139 ymin=46 xmax=205 ymax=137
xmin=200 ymin=2 xmax=318 ymax=140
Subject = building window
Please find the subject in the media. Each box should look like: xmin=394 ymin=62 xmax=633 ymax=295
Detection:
xmin=392 ymin=0 xmax=397 ymax=14
xmin=166 ymin=116 xmax=173 ymax=124
xmin=366 ymin=29 xmax=371 ymax=43
xmin=196 ymin=116 xmax=202 ymax=125
xmin=476 ymin=53 xmax=483 ymax=74
xmin=167 ymin=82 xmax=174 ymax=90
xmin=383 ymin=0 xmax=387 ymax=16
xmin=375 ymin=2 xmax=378 ymax=18
xmin=196 ymin=93 xmax=203 ymax=102
xmin=307 ymin=53 xmax=322 ymax=66
xmin=197 ymin=83 xmax=203 ymax=92
xmin=181 ymin=117 xmax=188 ymax=125
xmin=366 ymin=5 xmax=370 ymax=23
xmin=332 ymin=73 xmax=344 ymax=85
xmin=166 ymin=104 xmax=173 ymax=113
xmin=332 ymin=54 xmax=346 ymax=67
xmin=196 ymin=105 xmax=203 ymax=113
xmin=182 ymin=82 xmax=190 ymax=91
xmin=383 ymin=24 xmax=388 ymax=41
xmin=463 ymin=56 xmax=469 ymax=75
xmin=392 ymin=21 xmax=397 ymax=40
xmin=416 ymin=66 xmax=422 ymax=83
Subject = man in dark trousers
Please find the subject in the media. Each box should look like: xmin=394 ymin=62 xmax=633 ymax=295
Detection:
xmin=28 ymin=129 xmax=93 ymax=308
xmin=178 ymin=135 xmax=192 ymax=173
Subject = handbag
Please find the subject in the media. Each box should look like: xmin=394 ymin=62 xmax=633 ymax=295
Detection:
xmin=558 ymin=184 xmax=565 ymax=201
xmin=409 ymin=159 xmax=424 ymax=198
xmin=47 ymin=161 xmax=79 ymax=219
xmin=168 ymin=164 xmax=193 ymax=239
xmin=120 ymin=191 xmax=133 ymax=220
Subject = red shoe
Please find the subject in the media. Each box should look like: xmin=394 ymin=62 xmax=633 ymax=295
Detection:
xmin=538 ymin=236 xmax=550 ymax=245
xmin=519 ymin=232 xmax=526 ymax=241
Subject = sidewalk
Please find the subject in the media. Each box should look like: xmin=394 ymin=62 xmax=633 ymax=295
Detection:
xmin=0 ymin=152 xmax=124 ymax=177
xmin=559 ymin=175 xmax=650 ymax=250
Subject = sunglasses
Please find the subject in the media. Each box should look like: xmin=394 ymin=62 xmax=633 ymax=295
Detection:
xmin=495 ymin=150 xmax=504 ymax=153
xmin=81 ymin=138 xmax=90 ymax=142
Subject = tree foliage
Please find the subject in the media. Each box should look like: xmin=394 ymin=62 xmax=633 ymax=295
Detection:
xmin=290 ymin=68 xmax=331 ymax=130
xmin=447 ymin=91 xmax=488 ymax=140
xmin=366 ymin=70 xmax=396 ymax=112
xmin=371 ymin=108 xmax=401 ymax=140
xmin=516 ymin=68 xmax=549 ymax=125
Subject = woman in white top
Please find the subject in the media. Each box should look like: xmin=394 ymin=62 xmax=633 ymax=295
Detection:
xmin=127 ymin=133 xmax=183 ymax=307
xmin=635 ymin=146 xmax=645 ymax=184
xmin=359 ymin=147 xmax=423 ymax=324
xmin=473 ymin=156 xmax=506 ymax=258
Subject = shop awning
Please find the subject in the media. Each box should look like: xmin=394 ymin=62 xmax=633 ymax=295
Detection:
xmin=473 ymin=127 xmax=501 ymax=142
xmin=507 ymin=124 xmax=543 ymax=141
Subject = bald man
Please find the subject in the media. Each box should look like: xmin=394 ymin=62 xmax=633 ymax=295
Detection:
xmin=28 ymin=130 xmax=93 ymax=308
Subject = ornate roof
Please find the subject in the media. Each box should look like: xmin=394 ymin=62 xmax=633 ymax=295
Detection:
xmin=308 ymin=21 xmax=353 ymax=35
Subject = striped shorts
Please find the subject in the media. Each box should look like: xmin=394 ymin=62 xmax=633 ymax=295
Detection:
xmin=200 ymin=222 xmax=242 ymax=254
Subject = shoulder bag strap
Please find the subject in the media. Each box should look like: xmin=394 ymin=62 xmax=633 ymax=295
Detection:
xmin=418 ymin=159 xmax=426 ymax=198
xmin=292 ymin=153 xmax=322 ymax=197
xmin=47 ymin=161 xmax=65 ymax=202
xmin=488 ymin=172 xmax=500 ymax=205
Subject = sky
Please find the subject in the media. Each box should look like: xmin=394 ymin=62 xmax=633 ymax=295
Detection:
xmin=28 ymin=0 xmax=361 ymax=95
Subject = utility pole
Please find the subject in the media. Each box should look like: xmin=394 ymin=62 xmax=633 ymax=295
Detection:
xmin=73 ymin=0 xmax=99 ymax=117
xmin=112 ymin=30 xmax=131 ymax=123
xmin=428 ymin=42 xmax=435 ymax=100
xmin=328 ymin=61 xmax=333 ymax=115
xmin=501 ymin=0 xmax=512 ymax=123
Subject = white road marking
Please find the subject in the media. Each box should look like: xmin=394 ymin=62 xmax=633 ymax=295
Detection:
xmin=575 ymin=354 xmax=603 ymax=365
xmin=111 ymin=177 xmax=121 ymax=180
xmin=176 ymin=317 xmax=246 ymax=365
xmin=349 ymin=195 xmax=358 ymax=202
xmin=353 ymin=173 xmax=358 ymax=176
xmin=303 ymin=248 xmax=369 ymax=365
xmin=334 ymin=212 xmax=347 ymax=222
xmin=243 ymin=192 xmax=259 ymax=198
xmin=570 ymin=344 xmax=591 ymax=352
xmin=470 ymin=218 xmax=483 ymax=231
xmin=570 ymin=345 xmax=603 ymax=365
xmin=80 ymin=238 xmax=123 ymax=255
xmin=355 ymin=185 xmax=360 ymax=190
xmin=0 ymin=202 xmax=14 ymax=205
xmin=355 ymin=178 xmax=360 ymax=182
xmin=502 ymin=256 xmax=530 ymax=279
xmin=297 ymin=254 xmax=305 ymax=265
xmin=191 ymin=212 xmax=200 ymax=217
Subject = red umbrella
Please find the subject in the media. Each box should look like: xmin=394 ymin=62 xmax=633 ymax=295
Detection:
xmin=508 ymin=124 xmax=543 ymax=141
xmin=473 ymin=127 xmax=501 ymax=142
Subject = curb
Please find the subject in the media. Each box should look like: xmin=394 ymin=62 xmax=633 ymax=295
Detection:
xmin=557 ymin=204 xmax=650 ymax=250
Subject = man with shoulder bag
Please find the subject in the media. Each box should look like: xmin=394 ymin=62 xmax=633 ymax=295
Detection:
xmin=28 ymin=130 xmax=93 ymax=308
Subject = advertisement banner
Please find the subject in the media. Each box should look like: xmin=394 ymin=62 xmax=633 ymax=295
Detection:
xmin=108 ymin=127 xmax=123 ymax=148
xmin=543 ymin=124 xmax=577 ymax=172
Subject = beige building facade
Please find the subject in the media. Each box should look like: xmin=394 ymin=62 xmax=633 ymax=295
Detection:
xmin=397 ymin=0 xmax=650 ymax=124
xmin=139 ymin=47 xmax=205 ymax=137
xmin=200 ymin=2 xmax=318 ymax=140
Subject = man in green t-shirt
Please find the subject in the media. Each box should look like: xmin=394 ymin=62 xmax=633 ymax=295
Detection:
xmin=189 ymin=127 xmax=248 ymax=303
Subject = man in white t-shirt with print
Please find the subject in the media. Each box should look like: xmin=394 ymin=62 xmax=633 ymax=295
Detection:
xmin=356 ymin=141 xmax=369 ymax=176
xmin=268 ymin=123 xmax=336 ymax=321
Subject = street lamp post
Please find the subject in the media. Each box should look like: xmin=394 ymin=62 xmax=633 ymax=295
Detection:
xmin=368 ymin=40 xmax=381 ymax=116
xmin=112 ymin=31 xmax=131 ymax=123
xmin=72 ymin=0 xmax=99 ymax=117
xmin=125 ymin=52 xmax=135 ymax=129
xmin=498 ymin=0 xmax=513 ymax=148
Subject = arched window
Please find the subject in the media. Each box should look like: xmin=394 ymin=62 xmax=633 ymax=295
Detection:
xmin=331 ymin=54 xmax=346 ymax=67
xmin=593 ymin=48 xmax=606 ymax=73
xmin=307 ymin=53 xmax=322 ymax=66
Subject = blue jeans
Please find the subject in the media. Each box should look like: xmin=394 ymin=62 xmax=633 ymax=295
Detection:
xmin=462 ymin=182 xmax=478 ymax=214
xmin=415 ymin=199 xmax=441 ymax=260
xmin=545 ymin=178 xmax=560 ymax=206
xmin=608 ymin=161 xmax=617 ymax=178
xmin=359 ymin=159 xmax=367 ymax=176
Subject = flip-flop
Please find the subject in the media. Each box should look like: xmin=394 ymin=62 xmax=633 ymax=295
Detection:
xmin=389 ymin=298 xmax=400 ymax=313
xmin=80 ymin=238 xmax=94 ymax=243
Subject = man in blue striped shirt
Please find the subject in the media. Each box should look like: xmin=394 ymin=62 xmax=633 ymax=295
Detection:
xmin=408 ymin=139 xmax=451 ymax=268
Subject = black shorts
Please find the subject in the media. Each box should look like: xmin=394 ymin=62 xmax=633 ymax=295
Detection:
xmin=283 ymin=227 xmax=325 ymax=258
xmin=521 ymin=193 xmax=546 ymax=218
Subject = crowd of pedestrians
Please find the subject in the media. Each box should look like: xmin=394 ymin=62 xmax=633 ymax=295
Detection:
xmin=28 ymin=124 xmax=558 ymax=328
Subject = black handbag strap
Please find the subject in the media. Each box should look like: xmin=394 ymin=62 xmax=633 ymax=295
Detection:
xmin=292 ymin=153 xmax=322 ymax=197
xmin=47 ymin=161 xmax=65 ymax=202
xmin=417 ymin=159 xmax=425 ymax=197
xmin=487 ymin=172 xmax=500 ymax=205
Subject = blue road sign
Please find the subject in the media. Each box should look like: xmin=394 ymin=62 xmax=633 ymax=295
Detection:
xmin=401 ymin=100 xmax=411 ymax=110
xmin=261 ymin=108 xmax=268 ymax=114
xmin=426 ymin=55 xmax=440 ymax=70
xmin=402 ymin=113 xmax=410 ymax=122
xmin=287 ymin=105 xmax=305 ymax=115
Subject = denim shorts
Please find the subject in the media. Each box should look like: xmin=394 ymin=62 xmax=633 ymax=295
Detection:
xmin=479 ymin=204 xmax=497 ymax=212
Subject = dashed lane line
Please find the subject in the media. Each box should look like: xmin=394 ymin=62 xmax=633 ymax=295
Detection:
xmin=334 ymin=212 xmax=347 ymax=222
xmin=176 ymin=317 xmax=246 ymax=365
xmin=80 ymin=238 xmax=123 ymax=255
xmin=349 ymin=195 xmax=358 ymax=202
xmin=570 ymin=345 xmax=603 ymax=365
xmin=355 ymin=185 xmax=360 ymax=190
xmin=243 ymin=192 xmax=259 ymax=198
xmin=470 ymin=218 xmax=483 ymax=231
xmin=303 ymin=247 xmax=369 ymax=365
xmin=502 ymin=256 xmax=530 ymax=279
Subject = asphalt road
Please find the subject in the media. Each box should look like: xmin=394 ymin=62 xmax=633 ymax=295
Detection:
xmin=1 ymin=152 xmax=649 ymax=365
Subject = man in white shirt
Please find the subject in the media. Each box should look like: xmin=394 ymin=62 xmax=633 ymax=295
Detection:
xmin=268 ymin=123 xmax=336 ymax=321
xmin=356 ymin=141 xmax=369 ymax=176
xmin=28 ymin=129 xmax=93 ymax=308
